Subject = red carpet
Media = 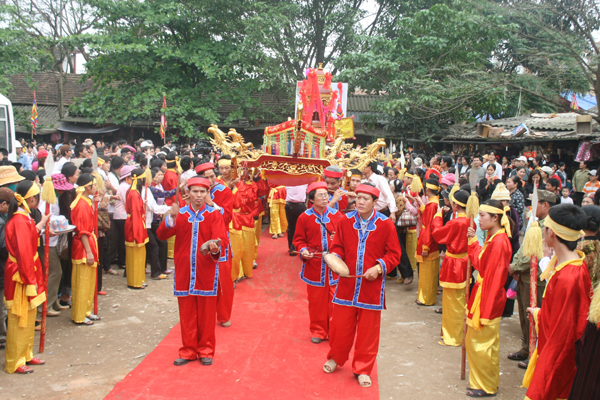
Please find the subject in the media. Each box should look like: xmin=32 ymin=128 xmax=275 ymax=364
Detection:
xmin=104 ymin=230 xmax=378 ymax=400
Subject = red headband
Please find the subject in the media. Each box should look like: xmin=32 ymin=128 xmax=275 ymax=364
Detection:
xmin=195 ymin=163 xmax=215 ymax=174
xmin=356 ymin=184 xmax=380 ymax=199
xmin=187 ymin=177 xmax=210 ymax=189
xmin=307 ymin=181 xmax=327 ymax=193
xmin=324 ymin=169 xmax=343 ymax=179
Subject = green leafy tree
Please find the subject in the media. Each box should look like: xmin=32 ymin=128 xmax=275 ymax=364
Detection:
xmin=72 ymin=0 xmax=288 ymax=138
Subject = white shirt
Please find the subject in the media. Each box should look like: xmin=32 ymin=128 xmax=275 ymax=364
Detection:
xmin=107 ymin=172 xmax=120 ymax=213
xmin=141 ymin=186 xmax=170 ymax=226
xmin=364 ymin=173 xmax=398 ymax=213
xmin=286 ymin=185 xmax=308 ymax=203
xmin=482 ymin=161 xmax=502 ymax=180
xmin=113 ymin=181 xmax=130 ymax=220
xmin=53 ymin=156 xmax=70 ymax=174
xmin=38 ymin=190 xmax=61 ymax=247
xmin=560 ymin=196 xmax=574 ymax=205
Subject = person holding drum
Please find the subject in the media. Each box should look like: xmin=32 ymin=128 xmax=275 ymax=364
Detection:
xmin=293 ymin=181 xmax=343 ymax=344
xmin=323 ymin=182 xmax=401 ymax=388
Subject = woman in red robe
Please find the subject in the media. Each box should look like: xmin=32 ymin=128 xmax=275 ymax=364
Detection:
xmin=4 ymin=180 xmax=49 ymax=373
xmin=465 ymin=199 xmax=513 ymax=397
xmin=70 ymin=173 xmax=100 ymax=325
xmin=431 ymin=189 xmax=470 ymax=346
xmin=415 ymin=178 xmax=441 ymax=306
xmin=323 ymin=183 xmax=401 ymax=388
xmin=125 ymin=169 xmax=149 ymax=289
xmin=523 ymin=204 xmax=591 ymax=400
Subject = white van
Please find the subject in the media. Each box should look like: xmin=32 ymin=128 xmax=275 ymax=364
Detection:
xmin=0 ymin=93 xmax=17 ymax=161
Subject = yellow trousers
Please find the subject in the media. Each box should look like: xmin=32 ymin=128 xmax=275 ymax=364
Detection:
xmin=126 ymin=245 xmax=146 ymax=288
xmin=269 ymin=203 xmax=288 ymax=235
xmin=4 ymin=307 xmax=35 ymax=373
xmin=440 ymin=287 xmax=465 ymax=346
xmin=167 ymin=235 xmax=175 ymax=259
xmin=231 ymin=227 xmax=256 ymax=280
xmin=406 ymin=230 xmax=417 ymax=271
xmin=417 ymin=257 xmax=439 ymax=305
xmin=71 ymin=261 xmax=96 ymax=323
xmin=466 ymin=323 xmax=501 ymax=394
xmin=254 ymin=215 xmax=263 ymax=262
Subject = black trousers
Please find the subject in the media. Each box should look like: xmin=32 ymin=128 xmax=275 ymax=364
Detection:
xmin=285 ymin=202 xmax=307 ymax=251
xmin=151 ymin=221 xmax=168 ymax=273
xmin=573 ymin=192 xmax=584 ymax=206
xmin=97 ymin=236 xmax=104 ymax=292
xmin=114 ymin=219 xmax=126 ymax=268
xmin=396 ymin=228 xmax=414 ymax=279
xmin=146 ymin=227 xmax=162 ymax=277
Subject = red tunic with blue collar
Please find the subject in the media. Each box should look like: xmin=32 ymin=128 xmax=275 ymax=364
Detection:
xmin=329 ymin=211 xmax=402 ymax=310
xmin=156 ymin=204 xmax=228 ymax=296
xmin=211 ymin=183 xmax=233 ymax=262
xmin=293 ymin=207 xmax=343 ymax=287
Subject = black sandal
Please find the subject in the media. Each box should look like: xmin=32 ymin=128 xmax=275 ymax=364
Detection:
xmin=508 ymin=352 xmax=527 ymax=361
xmin=435 ymin=308 xmax=443 ymax=314
xmin=466 ymin=389 xmax=497 ymax=397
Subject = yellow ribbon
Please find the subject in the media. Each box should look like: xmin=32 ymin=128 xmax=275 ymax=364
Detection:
xmin=70 ymin=179 xmax=95 ymax=209
xmin=14 ymin=184 xmax=40 ymax=214
xmin=131 ymin=173 xmax=144 ymax=192
xmin=405 ymin=173 xmax=415 ymax=179
xmin=545 ymin=215 xmax=584 ymax=242
xmin=426 ymin=183 xmax=440 ymax=191
xmin=467 ymin=274 xmax=484 ymax=331
xmin=479 ymin=204 xmax=512 ymax=238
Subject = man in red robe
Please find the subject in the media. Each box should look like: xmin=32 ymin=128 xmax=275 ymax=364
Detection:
xmin=157 ymin=177 xmax=228 ymax=366
xmin=162 ymin=152 xmax=179 ymax=206
xmin=523 ymin=204 xmax=591 ymax=400
xmin=195 ymin=162 xmax=235 ymax=328
xmin=323 ymin=183 xmax=401 ymax=388
xmin=323 ymin=165 xmax=351 ymax=212
xmin=293 ymin=181 xmax=343 ymax=344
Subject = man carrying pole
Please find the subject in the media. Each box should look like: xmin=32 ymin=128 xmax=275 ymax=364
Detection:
xmin=507 ymin=190 xmax=555 ymax=369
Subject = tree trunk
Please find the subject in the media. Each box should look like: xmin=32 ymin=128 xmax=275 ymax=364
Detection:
xmin=56 ymin=72 xmax=64 ymax=119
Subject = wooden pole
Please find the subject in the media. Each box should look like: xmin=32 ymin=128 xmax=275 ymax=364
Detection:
xmin=529 ymin=256 xmax=538 ymax=357
xmin=461 ymin=218 xmax=474 ymax=380
xmin=39 ymin=202 xmax=50 ymax=353
xmin=93 ymin=197 xmax=99 ymax=316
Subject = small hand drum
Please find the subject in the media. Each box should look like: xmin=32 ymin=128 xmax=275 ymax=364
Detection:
xmin=323 ymin=252 xmax=351 ymax=277
xmin=200 ymin=239 xmax=222 ymax=256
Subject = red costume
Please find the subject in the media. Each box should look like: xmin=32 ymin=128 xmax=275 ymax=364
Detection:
xmin=71 ymin=197 xmax=98 ymax=264
xmin=416 ymin=196 xmax=440 ymax=261
xmin=327 ymin=209 xmax=401 ymax=375
xmin=524 ymin=252 xmax=591 ymax=400
xmin=157 ymin=199 xmax=228 ymax=361
xmin=3 ymin=211 xmax=45 ymax=322
xmin=432 ymin=213 xmax=469 ymax=288
xmin=162 ymin=168 xmax=178 ymax=206
xmin=292 ymin=206 xmax=343 ymax=340
xmin=466 ymin=230 xmax=511 ymax=327
xmin=210 ymin=182 xmax=235 ymax=324
xmin=125 ymin=188 xmax=148 ymax=246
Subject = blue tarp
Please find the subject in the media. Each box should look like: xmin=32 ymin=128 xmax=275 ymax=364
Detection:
xmin=562 ymin=92 xmax=597 ymax=110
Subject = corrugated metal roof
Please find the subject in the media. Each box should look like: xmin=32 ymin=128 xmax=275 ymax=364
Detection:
xmin=347 ymin=95 xmax=382 ymax=112
xmin=486 ymin=113 xmax=592 ymax=131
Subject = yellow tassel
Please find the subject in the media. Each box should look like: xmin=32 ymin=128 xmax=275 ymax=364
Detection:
xmin=589 ymin=284 xmax=600 ymax=324
xmin=449 ymin=183 xmax=460 ymax=203
xmin=466 ymin=193 xmax=479 ymax=220
xmin=92 ymin=171 xmax=105 ymax=192
xmin=397 ymin=168 xmax=405 ymax=181
xmin=41 ymin=176 xmax=56 ymax=204
xmin=411 ymin=175 xmax=423 ymax=194
xmin=144 ymin=167 xmax=153 ymax=183
xmin=522 ymin=221 xmax=543 ymax=260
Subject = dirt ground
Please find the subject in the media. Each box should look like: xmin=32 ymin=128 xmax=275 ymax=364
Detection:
xmin=2 ymin=241 xmax=528 ymax=399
